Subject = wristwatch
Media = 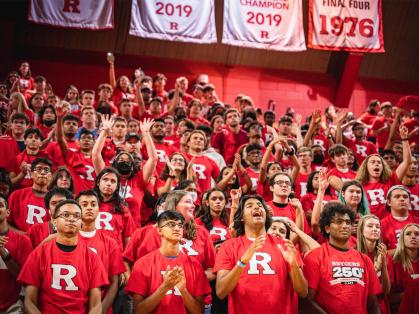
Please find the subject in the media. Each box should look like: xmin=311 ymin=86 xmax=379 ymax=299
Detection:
xmin=236 ymin=259 xmax=247 ymax=268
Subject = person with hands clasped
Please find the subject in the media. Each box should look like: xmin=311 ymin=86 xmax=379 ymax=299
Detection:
xmin=214 ymin=194 xmax=308 ymax=314
xmin=125 ymin=210 xmax=211 ymax=314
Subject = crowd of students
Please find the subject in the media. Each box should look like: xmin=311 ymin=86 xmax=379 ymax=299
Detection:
xmin=0 ymin=59 xmax=418 ymax=314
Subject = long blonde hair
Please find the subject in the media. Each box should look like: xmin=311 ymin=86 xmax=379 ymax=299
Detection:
xmin=165 ymin=190 xmax=197 ymax=240
xmin=10 ymin=92 xmax=29 ymax=111
xmin=356 ymin=215 xmax=382 ymax=266
xmin=356 ymin=154 xmax=392 ymax=184
xmin=393 ymin=223 xmax=419 ymax=273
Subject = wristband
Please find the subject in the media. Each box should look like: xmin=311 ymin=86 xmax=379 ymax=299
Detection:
xmin=236 ymin=259 xmax=247 ymax=268
xmin=168 ymin=175 xmax=175 ymax=179
xmin=401 ymin=138 xmax=409 ymax=141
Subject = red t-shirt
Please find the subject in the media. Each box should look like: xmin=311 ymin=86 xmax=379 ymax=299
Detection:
xmin=397 ymin=278 xmax=419 ymax=314
xmin=381 ymin=215 xmax=419 ymax=250
xmin=312 ymin=134 xmax=329 ymax=156
xmin=301 ymin=193 xmax=336 ymax=213
xmin=45 ymin=140 xmax=79 ymax=167
xmin=186 ymin=154 xmax=220 ymax=194
xmin=303 ymin=242 xmax=382 ymax=314
xmin=266 ymin=201 xmax=312 ymax=236
xmin=343 ymin=138 xmax=378 ymax=165
xmin=359 ymin=112 xmax=378 ymax=126
xmin=256 ymin=180 xmax=273 ymax=203
xmin=27 ymin=221 xmax=55 ymax=248
xmin=0 ymin=135 xmax=20 ymax=169
xmin=6 ymin=150 xmax=51 ymax=189
xmin=213 ymin=235 xmax=298 ymax=314
xmin=195 ymin=217 xmax=230 ymax=245
xmin=363 ymin=172 xmax=400 ymax=220
xmin=96 ymin=202 xmax=136 ymax=251
xmin=8 ymin=187 xmax=50 ymax=232
xmin=0 ymin=229 xmax=32 ymax=311
xmin=64 ymin=149 xmax=95 ymax=195
xmin=123 ymin=224 xmax=215 ymax=270
xmin=403 ymin=118 xmax=419 ymax=147
xmin=392 ymin=259 xmax=419 ymax=293
xmin=371 ymin=117 xmax=393 ymax=149
xmin=245 ymin=167 xmax=259 ymax=192
xmin=212 ymin=128 xmax=248 ymax=165
xmin=112 ymin=89 xmax=135 ymax=108
xmin=294 ymin=172 xmax=310 ymax=199
xmin=142 ymin=141 xmax=178 ymax=174
xmin=125 ymin=250 xmax=211 ymax=314
xmin=17 ymin=239 xmax=109 ymax=314
xmin=328 ymin=167 xmax=357 ymax=195
xmin=404 ymin=184 xmax=419 ymax=218
xmin=78 ymin=229 xmax=125 ymax=277
xmin=120 ymin=172 xmax=148 ymax=227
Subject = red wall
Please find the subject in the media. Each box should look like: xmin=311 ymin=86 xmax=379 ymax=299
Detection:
xmin=14 ymin=51 xmax=419 ymax=120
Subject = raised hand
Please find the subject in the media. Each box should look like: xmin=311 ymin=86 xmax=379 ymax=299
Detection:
xmin=289 ymin=198 xmax=303 ymax=211
xmin=230 ymin=188 xmax=242 ymax=205
xmin=399 ymin=125 xmax=408 ymax=139
xmin=376 ymin=243 xmax=387 ymax=271
xmin=100 ymin=115 xmax=114 ymax=133
xmin=295 ymin=114 xmax=303 ymax=127
xmin=106 ymin=52 xmax=115 ymax=64
xmin=240 ymin=235 xmax=266 ymax=264
xmin=335 ymin=109 xmax=349 ymax=125
xmin=277 ymin=239 xmax=297 ymax=266
xmin=140 ymin=118 xmax=154 ymax=134
xmin=165 ymin=156 xmax=176 ymax=176
xmin=318 ymin=168 xmax=330 ymax=192
xmin=55 ymin=102 xmax=68 ymax=118
xmin=311 ymin=110 xmax=322 ymax=126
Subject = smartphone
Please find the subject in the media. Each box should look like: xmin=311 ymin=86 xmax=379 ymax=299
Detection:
xmin=106 ymin=52 xmax=115 ymax=63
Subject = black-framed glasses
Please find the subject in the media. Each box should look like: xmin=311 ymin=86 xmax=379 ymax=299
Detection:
xmin=160 ymin=221 xmax=184 ymax=229
xmin=33 ymin=167 xmax=51 ymax=174
xmin=56 ymin=212 xmax=82 ymax=221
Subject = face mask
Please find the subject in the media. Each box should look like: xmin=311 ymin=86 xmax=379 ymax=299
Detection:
xmin=189 ymin=191 xmax=198 ymax=203
xmin=43 ymin=119 xmax=56 ymax=127
xmin=313 ymin=154 xmax=325 ymax=164
xmin=116 ymin=161 xmax=132 ymax=175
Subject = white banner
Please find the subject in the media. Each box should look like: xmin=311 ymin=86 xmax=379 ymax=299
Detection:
xmin=130 ymin=0 xmax=217 ymax=44
xmin=308 ymin=0 xmax=384 ymax=52
xmin=28 ymin=0 xmax=114 ymax=30
xmin=222 ymin=0 xmax=306 ymax=51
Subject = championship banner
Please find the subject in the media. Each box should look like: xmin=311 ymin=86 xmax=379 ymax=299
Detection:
xmin=28 ymin=0 xmax=114 ymax=30
xmin=308 ymin=0 xmax=384 ymax=52
xmin=130 ymin=0 xmax=217 ymax=44
xmin=222 ymin=0 xmax=306 ymax=51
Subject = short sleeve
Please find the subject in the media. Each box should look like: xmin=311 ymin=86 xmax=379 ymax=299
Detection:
xmin=193 ymin=262 xmax=212 ymax=297
xmin=211 ymin=132 xmax=223 ymax=151
xmin=88 ymin=252 xmax=110 ymax=289
xmin=303 ymin=250 xmax=321 ymax=290
xmin=213 ymin=240 xmax=235 ymax=273
xmin=108 ymin=238 xmax=126 ymax=275
xmin=364 ymin=256 xmax=382 ymax=296
xmin=125 ymin=260 xmax=149 ymax=296
xmin=17 ymin=250 xmax=41 ymax=287
xmin=122 ymin=212 xmax=136 ymax=239
xmin=15 ymin=234 xmax=33 ymax=266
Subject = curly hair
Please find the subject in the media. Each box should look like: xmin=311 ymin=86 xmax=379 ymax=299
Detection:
xmin=319 ymin=201 xmax=355 ymax=239
xmin=356 ymin=154 xmax=392 ymax=184
xmin=233 ymin=194 xmax=272 ymax=237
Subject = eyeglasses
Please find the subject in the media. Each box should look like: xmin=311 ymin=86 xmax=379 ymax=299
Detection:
xmin=56 ymin=212 xmax=82 ymax=220
xmin=274 ymin=180 xmax=291 ymax=187
xmin=331 ymin=219 xmax=353 ymax=226
xmin=33 ymin=167 xmax=51 ymax=174
xmin=160 ymin=221 xmax=184 ymax=229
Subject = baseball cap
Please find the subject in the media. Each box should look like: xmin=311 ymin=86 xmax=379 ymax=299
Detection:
xmin=385 ymin=185 xmax=411 ymax=211
xmin=125 ymin=133 xmax=141 ymax=141
xmin=380 ymin=101 xmax=392 ymax=109
xmin=203 ymin=84 xmax=215 ymax=92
